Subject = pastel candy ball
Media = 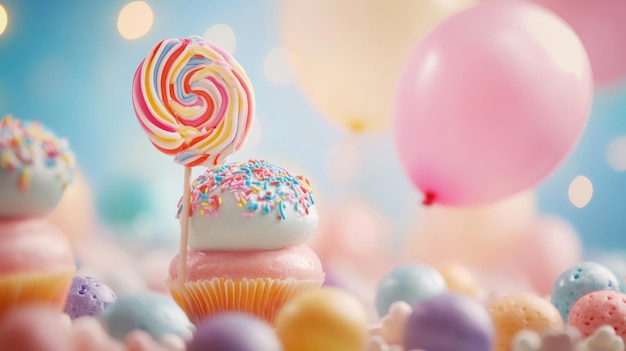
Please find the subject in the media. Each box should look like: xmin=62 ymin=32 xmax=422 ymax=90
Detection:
xmin=403 ymin=293 xmax=494 ymax=351
xmin=568 ymin=290 xmax=626 ymax=341
xmin=0 ymin=305 xmax=72 ymax=351
xmin=98 ymin=292 xmax=193 ymax=342
xmin=551 ymin=262 xmax=623 ymax=321
xmin=276 ymin=287 xmax=369 ymax=351
xmin=376 ymin=264 xmax=447 ymax=317
xmin=436 ymin=263 xmax=477 ymax=296
xmin=64 ymin=276 xmax=117 ymax=319
xmin=489 ymin=293 xmax=563 ymax=351
xmin=187 ymin=313 xmax=282 ymax=351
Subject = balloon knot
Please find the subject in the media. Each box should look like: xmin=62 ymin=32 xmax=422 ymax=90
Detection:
xmin=422 ymin=192 xmax=435 ymax=206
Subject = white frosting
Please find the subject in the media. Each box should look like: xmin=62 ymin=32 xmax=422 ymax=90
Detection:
xmin=0 ymin=117 xmax=74 ymax=218
xmin=186 ymin=192 xmax=318 ymax=250
xmin=182 ymin=160 xmax=319 ymax=251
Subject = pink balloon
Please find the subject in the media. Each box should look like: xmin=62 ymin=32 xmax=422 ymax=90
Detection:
xmin=527 ymin=0 xmax=626 ymax=86
xmin=394 ymin=0 xmax=593 ymax=206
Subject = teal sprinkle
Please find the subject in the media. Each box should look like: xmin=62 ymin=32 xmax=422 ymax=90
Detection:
xmin=262 ymin=203 xmax=271 ymax=214
xmin=278 ymin=201 xmax=286 ymax=219
xmin=247 ymin=202 xmax=259 ymax=211
xmin=309 ymin=193 xmax=315 ymax=205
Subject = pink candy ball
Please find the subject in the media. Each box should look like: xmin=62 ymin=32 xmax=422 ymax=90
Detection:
xmin=568 ymin=290 xmax=626 ymax=340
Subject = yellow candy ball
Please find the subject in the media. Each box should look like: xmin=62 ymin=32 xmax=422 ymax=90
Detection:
xmin=436 ymin=262 xmax=477 ymax=296
xmin=276 ymin=287 xmax=369 ymax=351
xmin=489 ymin=293 xmax=563 ymax=351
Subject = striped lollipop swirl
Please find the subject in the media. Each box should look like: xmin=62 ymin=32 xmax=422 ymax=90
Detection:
xmin=132 ymin=36 xmax=254 ymax=167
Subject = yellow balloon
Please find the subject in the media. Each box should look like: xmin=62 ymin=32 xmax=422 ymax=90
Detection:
xmin=276 ymin=287 xmax=369 ymax=351
xmin=280 ymin=0 xmax=477 ymax=132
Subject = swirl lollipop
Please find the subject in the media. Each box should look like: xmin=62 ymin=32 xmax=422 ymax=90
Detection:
xmin=132 ymin=36 xmax=255 ymax=285
xmin=132 ymin=36 xmax=254 ymax=166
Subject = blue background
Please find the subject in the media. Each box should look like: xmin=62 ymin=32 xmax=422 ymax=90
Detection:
xmin=0 ymin=0 xmax=624 ymax=250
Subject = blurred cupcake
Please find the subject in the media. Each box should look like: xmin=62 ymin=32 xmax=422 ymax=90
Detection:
xmin=0 ymin=116 xmax=76 ymax=315
xmin=0 ymin=115 xmax=74 ymax=219
xmin=168 ymin=159 xmax=324 ymax=324
xmin=0 ymin=218 xmax=76 ymax=315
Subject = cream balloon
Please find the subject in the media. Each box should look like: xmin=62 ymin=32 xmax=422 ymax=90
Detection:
xmin=402 ymin=191 xmax=537 ymax=267
xmin=280 ymin=0 xmax=477 ymax=131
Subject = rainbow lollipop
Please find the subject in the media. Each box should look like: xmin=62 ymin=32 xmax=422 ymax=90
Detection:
xmin=132 ymin=35 xmax=254 ymax=167
xmin=132 ymin=36 xmax=255 ymax=285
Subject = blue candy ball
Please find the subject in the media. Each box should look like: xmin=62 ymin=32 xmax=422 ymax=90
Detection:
xmin=551 ymin=261 xmax=624 ymax=321
xmin=188 ymin=313 xmax=282 ymax=351
xmin=64 ymin=276 xmax=117 ymax=319
xmin=404 ymin=293 xmax=494 ymax=351
xmin=375 ymin=264 xmax=447 ymax=318
xmin=98 ymin=292 xmax=193 ymax=341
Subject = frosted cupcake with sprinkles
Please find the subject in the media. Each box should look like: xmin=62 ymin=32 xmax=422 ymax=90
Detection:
xmin=131 ymin=35 xmax=324 ymax=325
xmin=168 ymin=159 xmax=324 ymax=325
xmin=0 ymin=115 xmax=76 ymax=316
xmin=0 ymin=115 xmax=74 ymax=218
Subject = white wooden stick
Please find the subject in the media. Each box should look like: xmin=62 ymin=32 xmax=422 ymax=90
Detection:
xmin=178 ymin=166 xmax=192 ymax=287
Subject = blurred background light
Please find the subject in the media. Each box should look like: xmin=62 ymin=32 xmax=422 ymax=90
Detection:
xmin=117 ymin=1 xmax=153 ymax=40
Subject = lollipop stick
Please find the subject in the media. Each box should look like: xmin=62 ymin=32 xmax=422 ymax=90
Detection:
xmin=178 ymin=166 xmax=192 ymax=287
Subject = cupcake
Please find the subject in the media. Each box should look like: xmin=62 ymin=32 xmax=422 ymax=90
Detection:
xmin=168 ymin=159 xmax=324 ymax=324
xmin=0 ymin=116 xmax=76 ymax=315
xmin=0 ymin=218 xmax=76 ymax=315
xmin=0 ymin=115 xmax=74 ymax=218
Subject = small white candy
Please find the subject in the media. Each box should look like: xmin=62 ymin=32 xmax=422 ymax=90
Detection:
xmin=380 ymin=301 xmax=412 ymax=345
xmin=583 ymin=325 xmax=625 ymax=351
xmin=513 ymin=330 xmax=542 ymax=351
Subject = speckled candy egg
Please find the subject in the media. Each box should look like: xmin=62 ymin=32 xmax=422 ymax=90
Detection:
xmin=376 ymin=264 xmax=447 ymax=317
xmin=98 ymin=292 xmax=193 ymax=342
xmin=276 ymin=287 xmax=369 ymax=351
xmin=551 ymin=262 xmax=623 ymax=321
xmin=568 ymin=290 xmax=626 ymax=341
xmin=404 ymin=293 xmax=494 ymax=351
xmin=188 ymin=313 xmax=282 ymax=351
xmin=489 ymin=293 xmax=563 ymax=351
xmin=64 ymin=276 xmax=116 ymax=319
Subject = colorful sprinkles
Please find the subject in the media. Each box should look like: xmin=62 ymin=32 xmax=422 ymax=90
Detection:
xmin=178 ymin=160 xmax=315 ymax=220
xmin=0 ymin=115 xmax=74 ymax=191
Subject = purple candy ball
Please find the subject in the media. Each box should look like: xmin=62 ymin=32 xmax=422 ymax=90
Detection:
xmin=187 ymin=313 xmax=283 ymax=351
xmin=404 ymin=293 xmax=494 ymax=351
xmin=64 ymin=276 xmax=117 ymax=319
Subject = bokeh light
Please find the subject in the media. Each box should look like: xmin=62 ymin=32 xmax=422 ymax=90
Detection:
xmin=0 ymin=5 xmax=7 ymax=36
xmin=605 ymin=135 xmax=626 ymax=171
xmin=264 ymin=47 xmax=295 ymax=85
xmin=203 ymin=24 xmax=236 ymax=54
xmin=568 ymin=175 xmax=593 ymax=208
xmin=117 ymin=1 xmax=153 ymax=40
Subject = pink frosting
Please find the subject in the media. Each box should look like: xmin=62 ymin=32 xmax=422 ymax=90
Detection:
xmin=0 ymin=218 xmax=75 ymax=274
xmin=169 ymin=245 xmax=324 ymax=282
